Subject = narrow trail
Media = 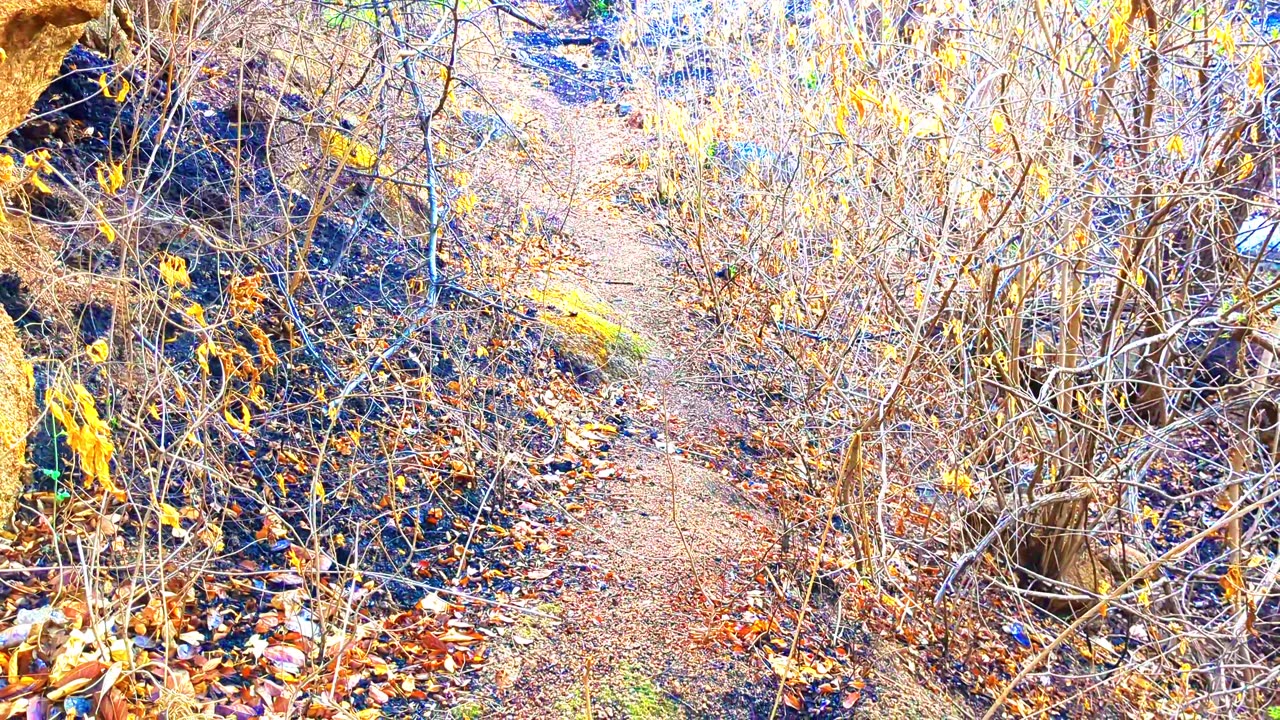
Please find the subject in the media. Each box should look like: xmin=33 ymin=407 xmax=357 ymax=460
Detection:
xmin=465 ymin=15 xmax=778 ymax=719
xmin=454 ymin=14 xmax=970 ymax=717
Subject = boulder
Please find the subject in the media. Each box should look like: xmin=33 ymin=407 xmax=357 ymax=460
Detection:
xmin=0 ymin=306 xmax=32 ymax=529
xmin=0 ymin=0 xmax=106 ymax=135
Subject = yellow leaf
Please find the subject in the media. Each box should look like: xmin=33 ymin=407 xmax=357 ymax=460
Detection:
xmin=24 ymin=149 xmax=52 ymax=174
xmin=1212 ymin=23 xmax=1237 ymax=60
xmin=317 ymin=129 xmax=377 ymax=169
xmin=159 ymin=503 xmax=181 ymax=528
xmin=47 ymin=382 xmax=118 ymax=496
xmin=185 ymin=303 xmax=207 ymax=327
xmin=1030 ymin=162 xmax=1050 ymax=198
xmin=851 ymin=86 xmax=879 ymax=121
xmin=196 ymin=339 xmax=218 ymax=374
xmin=1167 ymin=134 xmax=1185 ymax=158
xmin=1238 ymin=153 xmax=1255 ymax=182
xmin=224 ymin=402 xmax=251 ymax=434
xmin=159 ymin=255 xmax=191 ymax=289
xmin=115 ymin=78 xmax=130 ymax=103
xmin=1107 ymin=3 xmax=1131 ymax=53
xmin=911 ymin=115 xmax=943 ymax=138
xmin=29 ymin=173 xmax=53 ymax=194
xmin=313 ymin=479 xmax=326 ymax=502
xmin=850 ymin=33 xmax=866 ymax=63
xmin=91 ymin=203 xmax=116 ymax=242
xmin=990 ymin=110 xmax=1006 ymax=134
xmin=1247 ymin=53 xmax=1265 ymax=97
xmin=454 ymin=192 xmax=478 ymax=216
xmin=86 ymin=339 xmax=109 ymax=364
xmin=1220 ymin=564 xmax=1245 ymax=603
xmin=96 ymin=217 xmax=115 ymax=243
xmin=96 ymin=162 xmax=124 ymax=195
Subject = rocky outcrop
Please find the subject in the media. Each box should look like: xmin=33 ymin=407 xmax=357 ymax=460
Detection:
xmin=0 ymin=306 xmax=32 ymax=529
xmin=0 ymin=0 xmax=106 ymax=135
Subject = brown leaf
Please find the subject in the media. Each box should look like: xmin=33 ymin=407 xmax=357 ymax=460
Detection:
xmin=51 ymin=661 xmax=106 ymax=690
xmin=437 ymin=629 xmax=481 ymax=644
xmin=46 ymin=677 xmax=95 ymax=702
xmin=421 ymin=632 xmax=448 ymax=654
xmin=263 ymin=645 xmax=306 ymax=672
xmin=0 ymin=678 xmax=42 ymax=701
xmin=97 ymin=689 xmax=128 ymax=720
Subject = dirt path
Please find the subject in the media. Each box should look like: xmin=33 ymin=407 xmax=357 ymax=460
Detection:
xmin=446 ymin=15 xmax=977 ymax=717
xmin=460 ymin=18 xmax=778 ymax=720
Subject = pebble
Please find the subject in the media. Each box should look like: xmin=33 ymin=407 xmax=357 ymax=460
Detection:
xmin=616 ymin=102 xmax=633 ymax=117
xmin=1006 ymin=622 xmax=1031 ymax=648
xmin=64 ymin=697 xmax=93 ymax=717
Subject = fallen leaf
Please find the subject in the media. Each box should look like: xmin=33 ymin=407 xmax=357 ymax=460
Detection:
xmin=263 ymin=645 xmax=306 ymax=674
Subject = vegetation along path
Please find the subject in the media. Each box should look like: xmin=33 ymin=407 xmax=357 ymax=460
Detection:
xmin=0 ymin=0 xmax=1273 ymax=718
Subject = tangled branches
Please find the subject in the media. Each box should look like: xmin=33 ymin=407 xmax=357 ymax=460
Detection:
xmin=626 ymin=0 xmax=1280 ymax=714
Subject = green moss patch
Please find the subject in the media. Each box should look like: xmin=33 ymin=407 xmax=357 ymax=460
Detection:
xmin=526 ymin=285 xmax=650 ymax=376
xmin=555 ymin=666 xmax=682 ymax=719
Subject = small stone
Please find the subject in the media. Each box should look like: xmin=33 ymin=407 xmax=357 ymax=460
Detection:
xmin=64 ymin=697 xmax=93 ymax=718
xmin=1006 ymin=622 xmax=1031 ymax=648
xmin=616 ymin=102 xmax=633 ymax=117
